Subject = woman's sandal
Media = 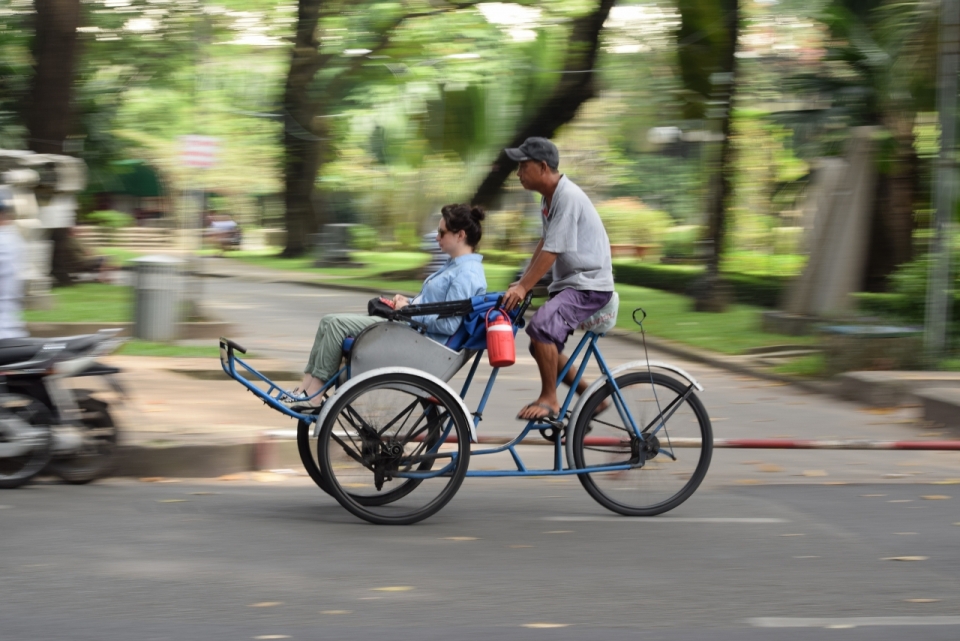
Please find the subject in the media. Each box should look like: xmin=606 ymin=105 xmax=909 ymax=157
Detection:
xmin=278 ymin=387 xmax=306 ymax=402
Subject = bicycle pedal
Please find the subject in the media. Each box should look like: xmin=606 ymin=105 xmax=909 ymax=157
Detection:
xmin=535 ymin=418 xmax=564 ymax=430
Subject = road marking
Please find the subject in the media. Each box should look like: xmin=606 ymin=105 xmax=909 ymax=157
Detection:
xmin=371 ymin=586 xmax=414 ymax=592
xmin=543 ymin=516 xmax=788 ymax=523
xmin=749 ymin=616 xmax=960 ymax=628
xmin=522 ymin=623 xmax=569 ymax=628
xmin=0 ymin=505 xmax=12 ymax=509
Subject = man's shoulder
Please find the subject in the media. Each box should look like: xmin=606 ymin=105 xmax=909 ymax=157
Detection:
xmin=554 ymin=176 xmax=592 ymax=207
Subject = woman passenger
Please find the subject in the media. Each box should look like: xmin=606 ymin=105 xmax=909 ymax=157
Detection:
xmin=284 ymin=203 xmax=487 ymax=410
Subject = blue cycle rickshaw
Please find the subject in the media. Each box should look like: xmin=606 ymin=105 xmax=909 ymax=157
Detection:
xmin=220 ymin=292 xmax=712 ymax=525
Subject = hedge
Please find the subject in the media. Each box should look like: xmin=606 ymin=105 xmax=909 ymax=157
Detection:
xmin=611 ymin=261 xmax=791 ymax=308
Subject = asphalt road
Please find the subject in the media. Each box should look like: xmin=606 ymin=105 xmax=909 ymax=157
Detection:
xmin=1 ymin=478 xmax=958 ymax=640
xmin=3 ymin=272 xmax=958 ymax=640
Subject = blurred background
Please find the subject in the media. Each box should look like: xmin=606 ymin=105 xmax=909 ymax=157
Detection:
xmin=0 ymin=0 xmax=957 ymax=374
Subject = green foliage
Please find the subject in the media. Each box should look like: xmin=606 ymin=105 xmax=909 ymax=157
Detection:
xmin=661 ymin=226 xmax=701 ymax=259
xmin=772 ymin=227 xmax=804 ymax=255
xmin=348 ymin=224 xmax=379 ymax=250
xmin=84 ymin=210 xmax=134 ymax=228
xmin=852 ymin=254 xmax=960 ymax=325
xmin=887 ymin=255 xmax=931 ymax=321
xmin=722 ymin=250 xmax=807 ymax=276
xmin=392 ymin=222 xmax=420 ymax=251
xmin=612 ymin=259 xmax=791 ymax=307
xmin=724 ymin=272 xmax=790 ymax=308
xmin=612 ymin=261 xmax=701 ymax=294
xmin=483 ymin=211 xmax=529 ymax=251
xmin=596 ymin=198 xmax=671 ymax=245
xmin=480 ymin=249 xmax=527 ymax=267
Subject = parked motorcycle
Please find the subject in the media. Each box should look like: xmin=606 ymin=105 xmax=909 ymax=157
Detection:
xmin=0 ymin=329 xmax=125 ymax=488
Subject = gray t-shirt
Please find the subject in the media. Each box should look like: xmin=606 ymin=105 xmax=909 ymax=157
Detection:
xmin=540 ymin=175 xmax=614 ymax=293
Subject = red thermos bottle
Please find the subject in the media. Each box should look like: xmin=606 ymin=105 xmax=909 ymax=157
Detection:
xmin=485 ymin=308 xmax=515 ymax=368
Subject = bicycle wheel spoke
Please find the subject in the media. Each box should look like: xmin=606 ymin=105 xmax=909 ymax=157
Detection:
xmin=376 ymin=399 xmax=420 ymax=438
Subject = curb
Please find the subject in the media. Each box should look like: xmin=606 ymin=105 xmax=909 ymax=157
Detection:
xmin=114 ymin=443 xmax=258 ymax=478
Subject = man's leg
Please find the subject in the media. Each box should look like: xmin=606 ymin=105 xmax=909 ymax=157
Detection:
xmin=518 ymin=289 xmax=615 ymax=420
xmin=517 ymin=338 xmax=561 ymax=420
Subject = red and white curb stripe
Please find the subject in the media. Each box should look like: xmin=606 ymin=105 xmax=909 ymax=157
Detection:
xmin=260 ymin=430 xmax=960 ymax=450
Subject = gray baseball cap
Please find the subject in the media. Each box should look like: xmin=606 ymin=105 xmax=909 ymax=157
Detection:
xmin=504 ymin=137 xmax=559 ymax=169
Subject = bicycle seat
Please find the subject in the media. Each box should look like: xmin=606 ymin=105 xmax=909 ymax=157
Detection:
xmin=578 ymin=291 xmax=619 ymax=334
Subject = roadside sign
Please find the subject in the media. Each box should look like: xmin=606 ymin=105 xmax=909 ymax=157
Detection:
xmin=180 ymin=135 xmax=219 ymax=168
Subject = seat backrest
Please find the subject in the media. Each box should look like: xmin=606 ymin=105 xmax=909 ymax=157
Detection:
xmin=444 ymin=292 xmax=520 ymax=352
xmin=578 ymin=291 xmax=619 ymax=334
xmin=349 ymin=322 xmax=474 ymax=382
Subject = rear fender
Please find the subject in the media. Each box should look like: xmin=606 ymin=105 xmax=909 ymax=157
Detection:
xmin=565 ymin=360 xmax=703 ymax=463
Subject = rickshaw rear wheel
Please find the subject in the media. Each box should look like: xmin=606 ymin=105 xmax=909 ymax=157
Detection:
xmin=298 ymin=416 xmax=435 ymax=506
xmin=318 ymin=371 xmax=471 ymax=525
xmin=297 ymin=417 xmax=333 ymax=495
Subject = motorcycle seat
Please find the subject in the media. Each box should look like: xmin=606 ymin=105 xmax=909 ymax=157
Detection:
xmin=0 ymin=334 xmax=103 ymax=367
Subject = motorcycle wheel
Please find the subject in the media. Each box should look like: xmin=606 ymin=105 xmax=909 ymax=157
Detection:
xmin=49 ymin=393 xmax=118 ymax=485
xmin=0 ymin=395 xmax=53 ymax=489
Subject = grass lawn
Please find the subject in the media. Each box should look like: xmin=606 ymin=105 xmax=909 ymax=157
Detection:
xmin=24 ymin=283 xmax=130 ymax=323
xmin=615 ymin=284 xmax=817 ymax=355
xmin=771 ymin=353 xmax=826 ymax=378
xmin=116 ymin=340 xmax=223 ymax=358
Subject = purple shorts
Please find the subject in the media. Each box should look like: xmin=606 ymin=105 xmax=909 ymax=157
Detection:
xmin=526 ymin=289 xmax=614 ymax=352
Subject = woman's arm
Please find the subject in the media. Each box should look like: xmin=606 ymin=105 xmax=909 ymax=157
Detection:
xmin=414 ymin=264 xmax=486 ymax=337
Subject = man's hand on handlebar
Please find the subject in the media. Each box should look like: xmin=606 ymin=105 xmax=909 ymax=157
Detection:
xmin=502 ymin=283 xmax=528 ymax=312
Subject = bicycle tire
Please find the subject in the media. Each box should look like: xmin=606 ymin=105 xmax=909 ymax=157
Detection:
xmin=570 ymin=371 xmax=712 ymax=516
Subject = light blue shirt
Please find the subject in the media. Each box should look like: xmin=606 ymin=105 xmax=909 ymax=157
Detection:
xmin=411 ymin=253 xmax=487 ymax=342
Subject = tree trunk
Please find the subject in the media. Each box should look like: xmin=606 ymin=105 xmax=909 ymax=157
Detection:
xmin=281 ymin=0 xmax=325 ymax=257
xmin=28 ymin=0 xmax=81 ymax=155
xmin=471 ymin=0 xmax=616 ymax=207
xmin=680 ymin=0 xmax=739 ymax=312
xmin=863 ymin=113 xmax=917 ymax=291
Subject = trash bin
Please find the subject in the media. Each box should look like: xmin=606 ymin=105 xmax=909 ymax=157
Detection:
xmin=132 ymin=255 xmax=183 ymax=341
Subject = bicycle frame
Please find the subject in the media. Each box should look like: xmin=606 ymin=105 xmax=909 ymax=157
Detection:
xmin=398 ymin=330 xmax=695 ymax=480
xmin=219 ymin=325 xmax=701 ymax=480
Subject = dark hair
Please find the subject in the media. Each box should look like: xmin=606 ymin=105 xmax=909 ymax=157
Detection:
xmin=441 ymin=203 xmax=485 ymax=248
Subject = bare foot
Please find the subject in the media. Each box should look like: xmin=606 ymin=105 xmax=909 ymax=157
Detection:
xmin=517 ymin=400 xmax=560 ymax=421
